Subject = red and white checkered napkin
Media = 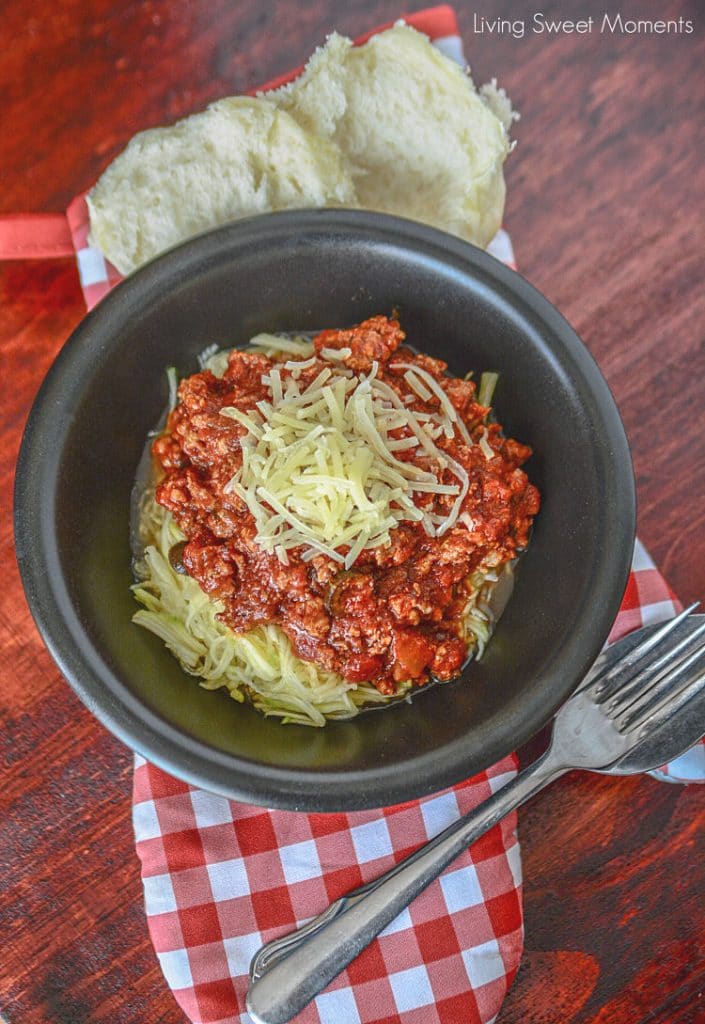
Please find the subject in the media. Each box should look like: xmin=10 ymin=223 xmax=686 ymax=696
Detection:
xmin=132 ymin=540 xmax=703 ymax=1024
xmin=133 ymin=755 xmax=523 ymax=1024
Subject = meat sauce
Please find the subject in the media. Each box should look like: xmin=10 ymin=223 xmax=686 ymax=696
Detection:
xmin=153 ymin=316 xmax=540 ymax=694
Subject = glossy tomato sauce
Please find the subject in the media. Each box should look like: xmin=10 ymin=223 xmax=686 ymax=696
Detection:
xmin=153 ymin=316 xmax=540 ymax=694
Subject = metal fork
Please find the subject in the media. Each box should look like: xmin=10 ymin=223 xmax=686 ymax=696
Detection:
xmin=247 ymin=607 xmax=705 ymax=1024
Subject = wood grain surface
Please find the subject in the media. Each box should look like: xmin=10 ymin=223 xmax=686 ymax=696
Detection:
xmin=1 ymin=1 xmax=703 ymax=1022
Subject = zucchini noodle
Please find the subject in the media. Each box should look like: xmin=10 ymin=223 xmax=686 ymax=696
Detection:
xmin=131 ymin=333 xmax=504 ymax=727
xmin=132 ymin=496 xmax=497 ymax=726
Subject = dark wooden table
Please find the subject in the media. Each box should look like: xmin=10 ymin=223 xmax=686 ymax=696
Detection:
xmin=1 ymin=1 xmax=703 ymax=1022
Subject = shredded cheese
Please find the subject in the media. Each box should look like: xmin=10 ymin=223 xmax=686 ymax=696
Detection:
xmin=248 ymin=333 xmax=315 ymax=357
xmin=479 ymin=428 xmax=495 ymax=461
xmin=221 ymin=351 xmax=478 ymax=566
xmin=320 ymin=347 xmax=352 ymax=361
xmin=391 ymin=362 xmax=473 ymax=445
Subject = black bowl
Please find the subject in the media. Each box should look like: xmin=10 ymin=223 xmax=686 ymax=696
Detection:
xmin=14 ymin=209 xmax=635 ymax=811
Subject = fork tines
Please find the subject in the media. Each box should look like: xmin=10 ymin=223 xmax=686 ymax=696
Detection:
xmin=586 ymin=604 xmax=705 ymax=735
xmin=613 ymin=640 xmax=705 ymax=734
xmin=591 ymin=603 xmax=700 ymax=703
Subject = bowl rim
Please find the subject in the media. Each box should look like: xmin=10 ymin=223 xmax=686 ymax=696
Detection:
xmin=14 ymin=208 xmax=636 ymax=810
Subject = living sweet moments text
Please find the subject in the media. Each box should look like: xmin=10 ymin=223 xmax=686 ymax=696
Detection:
xmin=471 ymin=12 xmax=694 ymax=39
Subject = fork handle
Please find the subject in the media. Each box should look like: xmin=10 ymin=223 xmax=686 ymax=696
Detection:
xmin=246 ymin=750 xmax=567 ymax=1024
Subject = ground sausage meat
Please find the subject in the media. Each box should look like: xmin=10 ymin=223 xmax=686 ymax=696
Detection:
xmin=153 ymin=316 xmax=540 ymax=694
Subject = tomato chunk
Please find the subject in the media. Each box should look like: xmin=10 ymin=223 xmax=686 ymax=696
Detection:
xmin=392 ymin=629 xmax=435 ymax=682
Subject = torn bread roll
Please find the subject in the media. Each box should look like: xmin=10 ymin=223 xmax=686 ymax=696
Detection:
xmin=269 ymin=24 xmax=512 ymax=249
xmin=88 ymin=24 xmax=514 ymax=275
xmin=87 ymin=97 xmax=356 ymax=274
